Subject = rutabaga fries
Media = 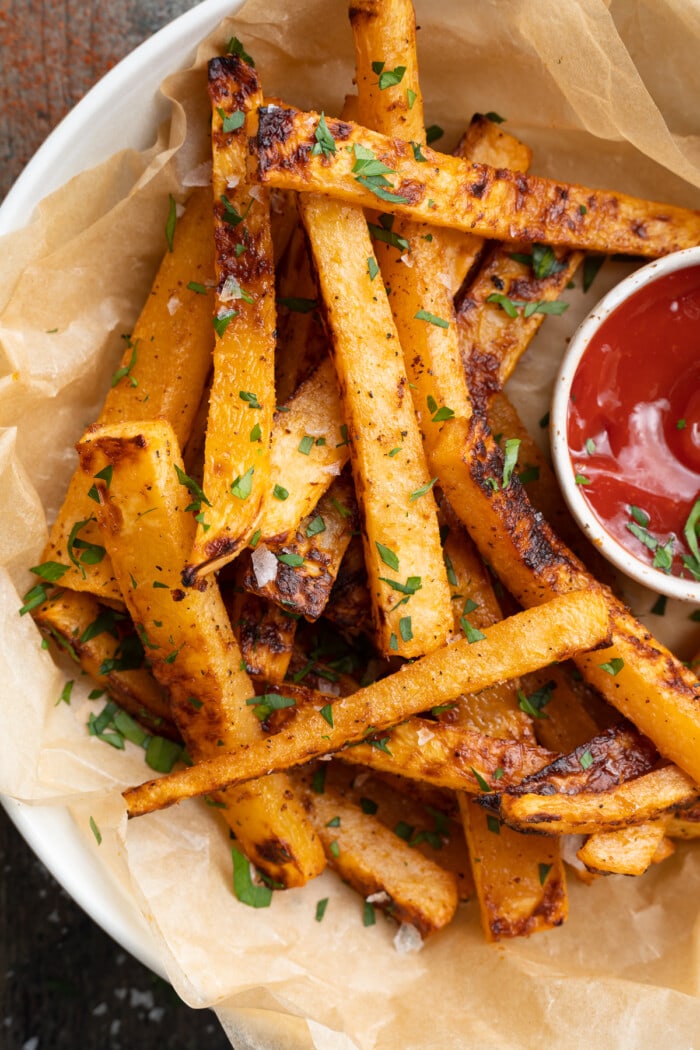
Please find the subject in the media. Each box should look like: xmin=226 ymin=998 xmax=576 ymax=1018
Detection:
xmin=255 ymin=105 xmax=700 ymax=255
xmin=259 ymin=357 xmax=349 ymax=544
xmin=577 ymin=821 xmax=669 ymax=876
xmin=241 ymin=474 xmax=358 ymax=620
xmin=224 ymin=587 xmax=297 ymax=683
xmin=490 ymin=765 xmax=699 ymax=836
xmin=186 ymin=55 xmax=277 ymax=579
xmin=432 ymin=415 xmax=700 ymax=785
xmin=123 ymin=590 xmax=610 ymax=816
xmin=274 ymin=224 xmax=327 ymax=403
xmin=297 ymin=775 xmax=459 ymax=935
xmin=33 ymin=589 xmax=178 ymax=740
xmin=459 ymin=800 xmax=566 ymax=941
xmin=456 ymin=114 xmax=532 ymax=173
xmin=40 ymin=185 xmax=215 ymax=604
xmin=517 ymin=666 xmax=601 ymax=755
xmin=459 ymin=244 xmax=583 ymax=410
xmin=350 ymin=0 xmax=424 ymax=139
xmin=77 ymin=419 xmax=325 ymax=887
xmin=338 ymin=718 xmax=555 ymax=793
xmin=298 ymin=192 xmax=452 ymax=657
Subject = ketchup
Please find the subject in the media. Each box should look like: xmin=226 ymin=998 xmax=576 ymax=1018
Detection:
xmin=567 ymin=264 xmax=700 ymax=579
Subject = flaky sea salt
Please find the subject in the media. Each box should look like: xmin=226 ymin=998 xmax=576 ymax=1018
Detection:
xmin=183 ymin=159 xmax=212 ymax=187
xmin=393 ymin=923 xmax=424 ymax=954
xmin=416 ymin=726 xmax=435 ymax=746
xmin=251 ymin=546 xmax=278 ymax=587
xmin=167 ymin=296 xmax=181 ymax=315
xmin=366 ymin=891 xmax=390 ymax=905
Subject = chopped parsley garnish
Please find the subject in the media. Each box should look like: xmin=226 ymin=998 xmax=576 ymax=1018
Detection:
xmin=599 ymin=657 xmax=624 ymax=676
xmin=351 ymin=143 xmax=408 ymax=204
xmin=485 ymin=111 xmax=505 ymax=123
xmin=517 ymin=681 xmax=554 ymax=719
xmin=246 ymin=692 xmax=296 ymax=721
xmin=57 ymin=680 xmax=73 ymax=706
xmin=372 ymin=61 xmax=407 ymax=90
xmin=89 ymin=816 xmax=102 ymax=845
xmin=329 ymin=840 xmax=340 ymax=858
xmin=165 ymin=194 xmax=177 ymax=252
xmin=213 ymin=310 xmax=237 ymax=336
xmin=227 ymin=36 xmax=255 ymax=66
xmin=502 ymin=438 xmax=521 ymax=487
xmin=81 ymin=607 xmax=122 ymax=644
xmin=460 ymin=617 xmax=485 ymax=643
xmin=187 ymin=281 xmax=208 ymax=295
xmin=367 ymin=257 xmax=380 ymax=281
xmin=315 ymin=897 xmax=329 ymax=922
xmin=250 ymin=422 xmax=262 ymax=443
xmin=579 ymin=749 xmax=593 ymax=770
xmin=363 ymin=900 xmax=376 ymax=926
xmin=539 ymin=411 xmax=550 ymax=429
xmin=360 ymin=797 xmax=378 ymax=814
xmin=376 ymin=542 xmax=399 ymax=571
xmin=682 ymin=498 xmax=700 ymax=579
xmin=220 ymin=194 xmax=253 ymax=228
xmin=111 ymin=338 xmax=139 ymax=388
xmin=486 ymin=292 xmax=569 ymax=318
xmin=406 ymin=88 xmax=417 ymax=109
xmin=278 ymin=552 xmax=304 ymax=567
xmin=585 ymin=438 xmax=596 ymax=455
xmin=232 ymin=845 xmax=272 ymax=908
xmin=320 ymin=703 xmax=334 ymax=728
xmin=486 ymin=815 xmax=501 ymax=835
xmin=511 ymin=244 xmax=566 ymax=280
xmin=312 ymin=766 xmax=326 ymax=794
xmin=367 ymin=214 xmax=410 ymax=253
xmin=216 ymin=106 xmax=245 ymax=133
xmin=650 ymin=594 xmax=667 ymax=616
xmin=67 ymin=518 xmax=106 ymax=577
xmin=574 ymin=473 xmax=591 ymax=485
xmin=411 ymin=141 xmax=427 ymax=163
xmin=378 ymin=575 xmax=422 ymax=596
xmin=30 ymin=561 xmax=69 ymax=583
xmin=425 ymin=124 xmax=443 ymax=144
xmin=87 ymin=465 xmax=114 ymax=503
xmin=174 ymin=463 xmax=212 ymax=512
xmin=273 ymin=484 xmax=289 ymax=501
xmin=239 ymin=389 xmax=262 ymax=409
xmin=230 ymin=466 xmax=254 ymax=500
xmin=443 ymin=551 xmax=458 ymax=587
xmin=415 ymin=309 xmax=449 ymax=329
xmin=471 ymin=767 xmax=490 ymax=792
xmin=399 ymin=616 xmax=413 ymax=642
xmin=311 ymin=113 xmax=336 ymax=158
xmin=538 ymin=863 xmax=552 ymax=885
xmin=298 ymin=435 xmax=315 ymax=455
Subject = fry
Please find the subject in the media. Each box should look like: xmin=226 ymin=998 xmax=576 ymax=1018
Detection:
xmin=186 ymin=55 xmax=277 ymax=579
xmin=298 ymin=191 xmax=452 ymax=657
xmin=491 ymin=765 xmax=699 ymax=836
xmin=123 ymin=589 xmax=610 ymax=816
xmin=241 ymin=473 xmax=358 ymax=620
xmin=255 ymin=106 xmax=700 ymax=255
xmin=39 ymin=185 xmax=215 ymax=604
xmin=297 ymin=775 xmax=458 ymax=935
xmin=274 ymin=224 xmax=327 ymax=403
xmin=77 ymin=419 xmax=325 ymax=886
xmin=577 ymin=821 xmax=669 ymax=876
xmin=224 ymin=586 xmax=296 ymax=683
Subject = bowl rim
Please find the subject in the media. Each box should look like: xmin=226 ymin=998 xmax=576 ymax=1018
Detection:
xmin=550 ymin=244 xmax=700 ymax=603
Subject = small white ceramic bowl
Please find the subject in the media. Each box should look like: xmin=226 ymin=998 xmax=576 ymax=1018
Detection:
xmin=551 ymin=245 xmax=700 ymax=602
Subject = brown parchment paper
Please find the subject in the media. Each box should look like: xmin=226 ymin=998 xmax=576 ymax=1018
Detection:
xmin=3 ymin=1 xmax=700 ymax=1046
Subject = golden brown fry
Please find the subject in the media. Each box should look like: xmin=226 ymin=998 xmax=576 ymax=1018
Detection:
xmin=224 ymin=586 xmax=297 ymax=683
xmin=324 ymin=534 xmax=371 ymax=636
xmin=298 ymin=775 xmax=458 ymax=935
xmin=241 ymin=474 xmax=358 ymax=620
xmin=33 ymin=589 xmax=178 ymax=740
xmin=298 ymin=191 xmax=452 ymax=657
xmin=457 ymin=114 xmax=532 ymax=172
xmin=274 ymin=222 xmax=327 ymax=403
xmin=666 ymin=803 xmax=700 ymax=840
xmin=259 ymin=357 xmax=349 ymax=544
xmin=123 ymin=589 xmax=610 ymax=815
xmin=459 ymin=244 xmax=583 ymax=409
xmin=77 ymin=419 xmax=325 ymax=887
xmin=518 ymin=665 xmax=601 ymax=755
xmin=460 ymin=799 xmax=566 ymax=940
xmin=40 ymin=185 xmax=215 ymax=604
xmin=255 ymin=106 xmax=700 ymax=255
xmin=492 ymin=765 xmax=699 ymax=836
xmin=350 ymin=0 xmax=424 ymax=140
xmin=327 ymin=765 xmax=474 ymax=901
xmin=187 ymin=56 xmax=277 ymax=578
xmin=577 ymin=821 xmax=668 ymax=876
xmin=339 ymin=717 xmax=555 ymax=793
xmin=432 ymin=415 xmax=700 ymax=784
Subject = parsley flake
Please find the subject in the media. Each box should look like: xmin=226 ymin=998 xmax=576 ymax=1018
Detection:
xmin=311 ymin=113 xmax=336 ymax=158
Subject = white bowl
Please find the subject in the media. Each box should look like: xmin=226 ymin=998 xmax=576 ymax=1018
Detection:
xmin=550 ymin=245 xmax=700 ymax=602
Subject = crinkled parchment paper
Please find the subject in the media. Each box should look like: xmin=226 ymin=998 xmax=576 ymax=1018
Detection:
xmin=3 ymin=1 xmax=700 ymax=1047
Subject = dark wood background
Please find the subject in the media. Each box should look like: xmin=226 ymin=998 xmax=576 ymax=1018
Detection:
xmin=1 ymin=3 xmax=232 ymax=1046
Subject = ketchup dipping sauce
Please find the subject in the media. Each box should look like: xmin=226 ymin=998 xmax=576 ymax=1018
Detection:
xmin=567 ymin=263 xmax=700 ymax=583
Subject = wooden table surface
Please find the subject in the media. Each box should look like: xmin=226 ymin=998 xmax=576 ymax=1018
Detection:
xmin=0 ymin=3 xmax=232 ymax=1046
